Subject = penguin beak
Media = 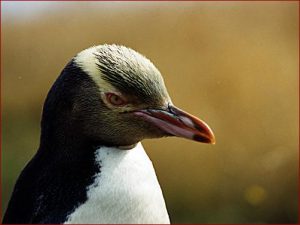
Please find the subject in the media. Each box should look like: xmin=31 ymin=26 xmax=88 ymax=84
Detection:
xmin=133 ymin=105 xmax=215 ymax=144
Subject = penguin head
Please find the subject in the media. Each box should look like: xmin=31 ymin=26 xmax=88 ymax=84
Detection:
xmin=42 ymin=44 xmax=215 ymax=148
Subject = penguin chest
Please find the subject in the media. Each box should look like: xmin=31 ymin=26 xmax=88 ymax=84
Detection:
xmin=65 ymin=143 xmax=170 ymax=224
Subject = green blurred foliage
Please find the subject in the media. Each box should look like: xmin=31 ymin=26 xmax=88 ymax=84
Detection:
xmin=1 ymin=2 xmax=299 ymax=223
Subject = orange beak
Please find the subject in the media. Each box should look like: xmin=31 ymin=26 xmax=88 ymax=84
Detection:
xmin=134 ymin=105 xmax=215 ymax=144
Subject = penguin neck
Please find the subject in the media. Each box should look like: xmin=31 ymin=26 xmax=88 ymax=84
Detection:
xmin=38 ymin=93 xmax=95 ymax=160
xmin=37 ymin=61 xmax=100 ymax=159
xmin=33 ymin=111 xmax=102 ymax=223
xmin=39 ymin=121 xmax=91 ymax=163
xmin=40 ymin=121 xmax=85 ymax=153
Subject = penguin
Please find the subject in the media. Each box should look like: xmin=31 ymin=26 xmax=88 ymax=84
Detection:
xmin=3 ymin=44 xmax=215 ymax=224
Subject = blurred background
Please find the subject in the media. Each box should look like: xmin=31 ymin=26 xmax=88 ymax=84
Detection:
xmin=1 ymin=2 xmax=299 ymax=223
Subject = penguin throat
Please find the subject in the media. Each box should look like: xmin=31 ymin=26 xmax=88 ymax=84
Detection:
xmin=117 ymin=143 xmax=138 ymax=150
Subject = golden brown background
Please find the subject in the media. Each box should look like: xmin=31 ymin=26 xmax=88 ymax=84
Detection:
xmin=2 ymin=2 xmax=299 ymax=223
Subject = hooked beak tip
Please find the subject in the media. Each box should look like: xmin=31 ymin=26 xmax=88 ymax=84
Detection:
xmin=193 ymin=129 xmax=216 ymax=145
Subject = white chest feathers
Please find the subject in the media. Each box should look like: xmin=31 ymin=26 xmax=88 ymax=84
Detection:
xmin=65 ymin=143 xmax=170 ymax=224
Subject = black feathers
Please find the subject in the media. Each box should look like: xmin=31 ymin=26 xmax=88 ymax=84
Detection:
xmin=3 ymin=61 xmax=101 ymax=224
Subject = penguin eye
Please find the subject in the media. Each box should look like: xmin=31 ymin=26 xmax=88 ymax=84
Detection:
xmin=106 ymin=93 xmax=127 ymax=106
